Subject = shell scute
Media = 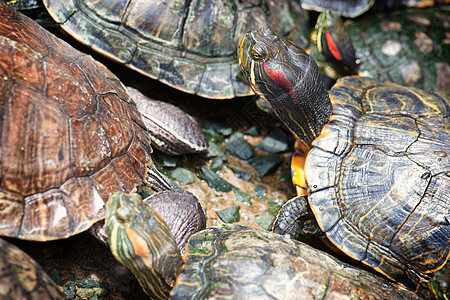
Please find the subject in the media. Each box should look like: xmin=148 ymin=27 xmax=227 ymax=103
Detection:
xmin=0 ymin=3 xmax=152 ymax=241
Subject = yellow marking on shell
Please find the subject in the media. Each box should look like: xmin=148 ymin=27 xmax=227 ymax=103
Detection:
xmin=35 ymin=196 xmax=52 ymax=240
xmin=338 ymin=233 xmax=363 ymax=252
xmin=372 ymin=256 xmax=398 ymax=281
xmin=295 ymin=185 xmax=307 ymax=196
xmin=372 ymin=262 xmax=422 ymax=297
xmin=426 ymin=253 xmax=450 ymax=274
xmin=399 ymin=209 xmax=424 ymax=245
xmin=400 ymin=217 xmax=450 ymax=274
xmin=332 ymin=223 xmax=428 ymax=298
xmin=405 ymin=86 xmax=442 ymax=113
xmin=357 ymin=179 xmax=400 ymax=231
xmin=155 ymin=8 xmax=169 ymax=39
xmin=325 ymin=231 xmax=373 ymax=268
xmin=364 ymin=81 xmax=442 ymax=115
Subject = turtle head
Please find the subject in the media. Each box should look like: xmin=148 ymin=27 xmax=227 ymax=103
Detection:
xmin=106 ymin=192 xmax=182 ymax=299
xmin=238 ymin=28 xmax=331 ymax=147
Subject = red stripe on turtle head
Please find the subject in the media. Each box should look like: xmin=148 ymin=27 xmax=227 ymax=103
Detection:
xmin=288 ymin=40 xmax=299 ymax=47
xmin=325 ymin=32 xmax=342 ymax=61
xmin=263 ymin=62 xmax=299 ymax=105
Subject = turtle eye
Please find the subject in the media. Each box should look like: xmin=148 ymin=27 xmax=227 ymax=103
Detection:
xmin=250 ymin=49 xmax=261 ymax=60
xmin=250 ymin=44 xmax=268 ymax=61
xmin=116 ymin=207 xmax=131 ymax=224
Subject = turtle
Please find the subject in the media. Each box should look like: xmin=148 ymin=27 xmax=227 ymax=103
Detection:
xmin=39 ymin=0 xmax=309 ymax=99
xmin=0 ymin=2 xmax=206 ymax=244
xmin=238 ymin=28 xmax=449 ymax=299
xmin=314 ymin=7 xmax=450 ymax=96
xmin=0 ymin=237 xmax=65 ymax=299
xmin=105 ymin=192 xmax=420 ymax=299
xmin=4 ymin=0 xmax=42 ymax=11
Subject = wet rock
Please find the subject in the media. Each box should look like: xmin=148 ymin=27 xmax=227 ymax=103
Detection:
xmin=216 ymin=206 xmax=241 ymax=223
xmin=226 ymin=132 xmax=255 ymax=160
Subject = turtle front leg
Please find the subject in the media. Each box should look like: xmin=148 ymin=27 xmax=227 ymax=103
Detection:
xmin=269 ymin=195 xmax=323 ymax=240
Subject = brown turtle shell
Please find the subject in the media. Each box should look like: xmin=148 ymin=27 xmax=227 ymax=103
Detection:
xmin=0 ymin=2 xmax=152 ymax=241
xmin=0 ymin=237 xmax=65 ymax=298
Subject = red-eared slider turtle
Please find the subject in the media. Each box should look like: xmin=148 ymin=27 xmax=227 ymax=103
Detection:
xmin=0 ymin=2 xmax=205 ymax=243
xmin=315 ymin=7 xmax=450 ymax=96
xmin=105 ymin=193 xmax=419 ymax=299
xmin=0 ymin=237 xmax=65 ymax=299
xmin=39 ymin=0 xmax=309 ymax=99
xmin=238 ymin=28 xmax=449 ymax=299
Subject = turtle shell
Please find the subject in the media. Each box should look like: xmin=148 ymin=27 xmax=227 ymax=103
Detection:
xmin=41 ymin=0 xmax=309 ymax=99
xmin=0 ymin=2 xmax=152 ymax=241
xmin=301 ymin=0 xmax=375 ymax=17
xmin=347 ymin=7 xmax=450 ymax=96
xmin=306 ymin=76 xmax=450 ymax=298
xmin=4 ymin=0 xmax=42 ymax=10
xmin=372 ymin=0 xmax=450 ymax=11
xmin=0 ymin=237 xmax=65 ymax=298
xmin=171 ymin=224 xmax=420 ymax=299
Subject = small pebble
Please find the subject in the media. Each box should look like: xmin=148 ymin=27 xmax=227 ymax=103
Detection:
xmin=216 ymin=206 xmax=240 ymax=223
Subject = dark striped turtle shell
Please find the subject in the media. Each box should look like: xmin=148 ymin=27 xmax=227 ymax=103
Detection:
xmin=0 ymin=2 xmax=152 ymax=241
xmin=305 ymin=76 xmax=450 ymax=298
xmin=41 ymin=0 xmax=309 ymax=99
xmin=301 ymin=0 xmax=450 ymax=17
xmin=171 ymin=224 xmax=420 ymax=299
xmin=301 ymin=0 xmax=375 ymax=17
